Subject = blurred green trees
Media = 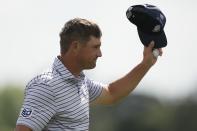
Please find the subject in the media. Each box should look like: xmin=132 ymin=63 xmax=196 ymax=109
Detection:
xmin=0 ymin=85 xmax=23 ymax=131
xmin=90 ymin=93 xmax=197 ymax=131
xmin=0 ymin=85 xmax=197 ymax=131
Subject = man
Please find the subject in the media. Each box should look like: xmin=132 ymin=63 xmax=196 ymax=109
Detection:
xmin=15 ymin=18 xmax=162 ymax=131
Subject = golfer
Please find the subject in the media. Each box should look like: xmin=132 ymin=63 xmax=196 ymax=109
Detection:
xmin=15 ymin=18 xmax=162 ymax=131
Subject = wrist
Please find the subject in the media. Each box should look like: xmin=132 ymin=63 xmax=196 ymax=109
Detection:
xmin=140 ymin=60 xmax=153 ymax=69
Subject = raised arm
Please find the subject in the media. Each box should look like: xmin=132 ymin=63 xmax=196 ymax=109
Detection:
xmin=93 ymin=41 xmax=162 ymax=105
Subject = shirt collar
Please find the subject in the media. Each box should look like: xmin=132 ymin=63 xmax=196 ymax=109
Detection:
xmin=52 ymin=57 xmax=85 ymax=80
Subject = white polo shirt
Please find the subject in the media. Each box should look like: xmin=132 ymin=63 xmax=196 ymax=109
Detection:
xmin=16 ymin=57 xmax=104 ymax=131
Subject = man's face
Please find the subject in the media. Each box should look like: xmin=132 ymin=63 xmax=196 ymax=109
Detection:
xmin=77 ymin=36 xmax=102 ymax=69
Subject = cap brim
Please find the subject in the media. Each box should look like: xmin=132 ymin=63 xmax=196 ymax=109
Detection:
xmin=137 ymin=28 xmax=167 ymax=48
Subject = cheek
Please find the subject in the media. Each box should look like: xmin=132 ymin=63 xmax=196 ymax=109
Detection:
xmin=82 ymin=49 xmax=95 ymax=59
xmin=78 ymin=50 xmax=92 ymax=62
xmin=78 ymin=47 xmax=98 ymax=62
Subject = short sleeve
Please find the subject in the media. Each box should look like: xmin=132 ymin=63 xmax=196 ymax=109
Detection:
xmin=86 ymin=78 xmax=105 ymax=102
xmin=16 ymin=83 xmax=56 ymax=131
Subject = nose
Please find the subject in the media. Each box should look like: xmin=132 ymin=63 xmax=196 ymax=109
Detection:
xmin=97 ymin=49 xmax=102 ymax=57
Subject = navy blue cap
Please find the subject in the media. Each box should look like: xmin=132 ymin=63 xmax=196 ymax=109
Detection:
xmin=126 ymin=4 xmax=167 ymax=48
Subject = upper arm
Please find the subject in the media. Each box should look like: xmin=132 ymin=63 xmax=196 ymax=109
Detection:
xmin=16 ymin=83 xmax=56 ymax=130
xmin=15 ymin=125 xmax=32 ymax=131
xmin=91 ymin=85 xmax=115 ymax=105
xmin=86 ymin=78 xmax=115 ymax=105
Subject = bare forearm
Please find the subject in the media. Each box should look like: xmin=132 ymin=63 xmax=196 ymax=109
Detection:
xmin=108 ymin=62 xmax=152 ymax=102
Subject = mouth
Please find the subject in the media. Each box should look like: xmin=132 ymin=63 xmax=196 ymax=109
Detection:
xmin=92 ymin=58 xmax=97 ymax=65
xmin=95 ymin=57 xmax=99 ymax=61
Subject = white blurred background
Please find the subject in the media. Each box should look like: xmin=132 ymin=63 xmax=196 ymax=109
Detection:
xmin=0 ymin=0 xmax=197 ymax=100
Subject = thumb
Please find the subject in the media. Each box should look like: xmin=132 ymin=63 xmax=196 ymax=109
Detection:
xmin=149 ymin=41 xmax=155 ymax=49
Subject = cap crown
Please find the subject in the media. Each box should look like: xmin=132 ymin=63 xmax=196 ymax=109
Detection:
xmin=126 ymin=4 xmax=166 ymax=34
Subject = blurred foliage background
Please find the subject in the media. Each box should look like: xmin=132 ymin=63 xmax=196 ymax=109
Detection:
xmin=0 ymin=84 xmax=197 ymax=131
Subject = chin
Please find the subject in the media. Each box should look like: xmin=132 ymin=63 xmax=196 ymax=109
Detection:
xmin=85 ymin=63 xmax=96 ymax=70
xmin=89 ymin=65 xmax=96 ymax=69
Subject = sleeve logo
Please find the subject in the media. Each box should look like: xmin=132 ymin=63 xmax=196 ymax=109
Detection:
xmin=21 ymin=108 xmax=33 ymax=118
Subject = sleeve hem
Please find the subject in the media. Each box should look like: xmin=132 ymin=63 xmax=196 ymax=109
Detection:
xmin=90 ymin=85 xmax=104 ymax=103
xmin=16 ymin=122 xmax=37 ymax=131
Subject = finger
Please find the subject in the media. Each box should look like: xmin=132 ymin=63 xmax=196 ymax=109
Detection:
xmin=158 ymin=48 xmax=163 ymax=56
xmin=152 ymin=49 xmax=159 ymax=58
xmin=148 ymin=41 xmax=155 ymax=50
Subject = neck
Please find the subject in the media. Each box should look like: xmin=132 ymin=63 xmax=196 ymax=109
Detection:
xmin=58 ymin=54 xmax=82 ymax=77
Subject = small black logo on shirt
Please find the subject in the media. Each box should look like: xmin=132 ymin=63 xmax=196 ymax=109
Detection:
xmin=21 ymin=108 xmax=32 ymax=118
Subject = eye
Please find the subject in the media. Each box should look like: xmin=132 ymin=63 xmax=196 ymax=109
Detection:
xmin=94 ymin=46 xmax=99 ymax=49
xmin=94 ymin=45 xmax=100 ymax=49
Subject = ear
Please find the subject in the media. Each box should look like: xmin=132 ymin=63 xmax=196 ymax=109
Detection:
xmin=70 ymin=41 xmax=81 ymax=53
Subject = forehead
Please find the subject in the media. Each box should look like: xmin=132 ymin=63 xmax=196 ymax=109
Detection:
xmin=86 ymin=36 xmax=101 ymax=46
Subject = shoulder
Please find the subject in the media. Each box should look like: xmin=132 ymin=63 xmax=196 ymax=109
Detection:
xmin=25 ymin=69 xmax=55 ymax=95
xmin=22 ymin=70 xmax=57 ymax=110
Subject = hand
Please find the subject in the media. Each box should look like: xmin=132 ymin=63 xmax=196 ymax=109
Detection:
xmin=142 ymin=41 xmax=163 ymax=66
